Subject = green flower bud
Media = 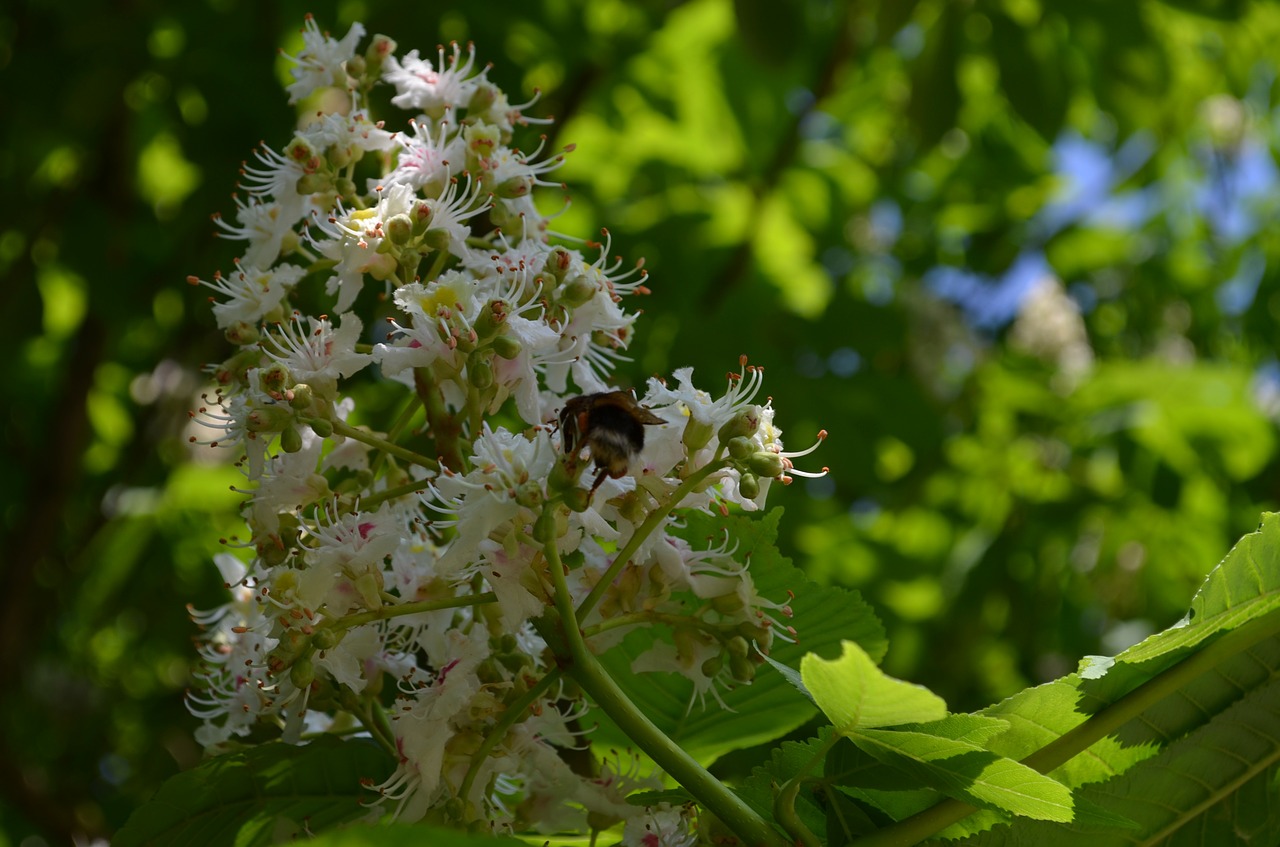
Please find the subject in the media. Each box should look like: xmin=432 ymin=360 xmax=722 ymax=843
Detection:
xmin=718 ymin=407 xmax=760 ymax=443
xmin=288 ymin=383 xmax=315 ymax=410
xmin=289 ymin=657 xmax=315 ymax=689
xmin=514 ymin=480 xmax=543 ymax=509
xmin=468 ymin=356 xmax=494 ymax=389
xmin=296 ymin=172 xmax=329 ymax=195
xmin=334 ymin=176 xmax=357 ymax=199
xmin=354 ymin=572 xmax=382 ymax=610
xmin=468 ymin=81 xmax=498 ymax=114
xmin=309 ymin=417 xmax=334 ymax=438
xmin=559 ymin=274 xmax=596 ymax=308
xmin=344 ymin=53 xmax=367 ymax=79
xmin=245 ymin=404 xmax=293 ymax=433
xmin=422 ymin=228 xmax=452 ymax=251
xmin=563 ymin=487 xmax=591 ymax=513
xmin=532 ymin=506 xmax=557 ymax=543
xmin=284 ymin=137 xmax=320 ymax=171
xmin=729 ymin=652 xmax=756 ymax=683
xmin=727 ymin=435 xmax=754 ymax=460
xmin=701 ymin=654 xmax=724 ymax=678
xmin=748 ymin=451 xmax=785 ymax=478
xmin=410 ymin=200 xmax=433 ymax=235
xmin=365 ymin=35 xmax=396 ymax=73
xmin=682 ymin=415 xmax=715 ymax=453
xmin=547 ymin=459 xmax=578 ymax=494
xmin=491 ymin=333 xmax=522 ymax=360
xmin=386 ymin=213 xmax=414 ymax=245
xmin=224 ymin=321 xmax=259 ymax=346
xmin=312 ymin=628 xmax=341 ymax=651
xmin=545 ymin=247 xmax=573 ymax=280
xmin=712 ymin=592 xmax=746 ymax=616
xmin=495 ymin=175 xmax=532 ymax=199
xmin=280 ymin=424 xmax=303 ymax=454
xmin=474 ymin=300 xmax=508 ymax=338
xmin=738 ymin=472 xmax=760 ymax=500
xmin=260 ymin=363 xmax=292 ymax=395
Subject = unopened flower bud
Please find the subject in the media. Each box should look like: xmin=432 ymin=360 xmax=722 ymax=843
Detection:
xmin=727 ymin=436 xmax=754 ymax=460
xmin=468 ymin=81 xmax=498 ymax=114
xmin=422 ymin=228 xmax=451 ymax=251
xmin=491 ymin=334 xmax=522 ymax=360
xmin=288 ymin=383 xmax=315 ymax=410
xmin=225 ymin=321 xmax=259 ymax=346
xmin=411 ymin=200 xmax=434 ymax=235
xmin=365 ymin=34 xmax=396 ymax=72
xmin=701 ymin=654 xmax=724 ymax=678
xmin=718 ymin=407 xmax=760 ymax=443
xmin=260 ymin=363 xmax=292 ymax=395
xmin=468 ymin=356 xmax=494 ymax=389
xmin=354 ymin=572 xmax=382 ymax=610
xmin=514 ymin=480 xmax=543 ymax=509
xmin=290 ymin=657 xmax=315 ymax=689
xmin=548 ymin=460 xmax=577 ymax=494
xmin=748 ymin=451 xmax=785 ymax=478
xmin=712 ymin=592 xmax=746 ymax=616
xmin=729 ymin=652 xmax=756 ymax=683
xmin=344 ymin=53 xmax=366 ymax=79
xmin=296 ymin=172 xmax=329 ymax=195
xmin=738 ymin=472 xmax=760 ymax=500
xmin=329 ymin=144 xmax=356 ymax=169
xmin=334 ymin=175 xmax=357 ymax=198
xmin=545 ymin=247 xmax=573 ymax=280
xmin=245 ymin=404 xmax=293 ymax=433
xmin=680 ymin=416 xmax=713 ymax=453
xmin=280 ymin=424 xmax=303 ymax=454
xmin=496 ymin=175 xmax=532 ymax=199
xmin=563 ymin=487 xmax=591 ymax=513
xmin=474 ymin=300 xmax=508 ymax=338
xmin=309 ymin=417 xmax=334 ymax=438
xmin=386 ymin=213 xmax=413 ymax=245
xmin=559 ymin=274 xmax=596 ymax=308
xmin=285 ymin=137 xmax=320 ymax=171
xmin=312 ymin=628 xmax=341 ymax=651
xmin=464 ymin=123 xmax=501 ymax=162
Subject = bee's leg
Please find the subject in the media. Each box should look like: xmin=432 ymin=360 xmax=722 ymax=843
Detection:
xmin=589 ymin=468 xmax=609 ymax=495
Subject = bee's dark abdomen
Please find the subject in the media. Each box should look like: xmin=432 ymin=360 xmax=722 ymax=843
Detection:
xmin=588 ymin=404 xmax=647 ymax=456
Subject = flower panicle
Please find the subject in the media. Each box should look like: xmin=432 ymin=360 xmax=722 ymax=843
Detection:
xmin=186 ymin=14 xmax=826 ymax=838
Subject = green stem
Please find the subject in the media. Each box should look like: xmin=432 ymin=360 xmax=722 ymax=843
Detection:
xmin=582 ymin=610 xmax=724 ymax=641
xmin=854 ymin=609 xmax=1280 ymax=846
xmin=358 ymin=476 xmax=433 ymax=510
xmin=775 ymin=737 xmax=833 ymax=847
xmin=370 ymin=396 xmax=425 ymax=480
xmin=330 ymin=418 xmax=439 ymax=472
xmin=326 ymin=592 xmax=496 ymax=633
xmin=537 ymin=508 xmax=785 ymax=847
xmin=576 ymin=459 xmax=727 ymax=621
xmin=457 ymin=669 xmax=563 ymax=812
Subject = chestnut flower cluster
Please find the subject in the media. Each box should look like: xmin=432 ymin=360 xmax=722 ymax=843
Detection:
xmin=187 ymin=16 xmax=824 ymax=840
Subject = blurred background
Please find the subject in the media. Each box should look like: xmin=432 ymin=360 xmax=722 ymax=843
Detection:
xmin=4 ymin=0 xmax=1280 ymax=842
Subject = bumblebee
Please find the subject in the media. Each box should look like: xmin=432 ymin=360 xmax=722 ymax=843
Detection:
xmin=559 ymin=390 xmax=664 ymax=492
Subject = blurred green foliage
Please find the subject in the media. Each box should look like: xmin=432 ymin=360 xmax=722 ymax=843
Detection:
xmin=4 ymin=0 xmax=1280 ymax=842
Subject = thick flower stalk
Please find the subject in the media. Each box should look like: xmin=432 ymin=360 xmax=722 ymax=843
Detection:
xmin=188 ymin=16 xmax=820 ymax=844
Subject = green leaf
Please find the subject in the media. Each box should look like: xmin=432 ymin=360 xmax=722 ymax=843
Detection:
xmin=802 ymin=640 xmax=947 ymax=732
xmin=1120 ymin=511 xmax=1280 ymax=664
xmin=590 ymin=509 xmax=886 ymax=763
xmin=737 ymin=729 xmax=837 ymax=843
xmin=114 ymin=738 xmax=394 ymax=847
xmin=990 ymin=12 xmax=1067 ymax=142
xmin=851 ymin=728 xmax=1074 ymax=822
xmin=906 ymin=3 xmax=962 ymax=149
